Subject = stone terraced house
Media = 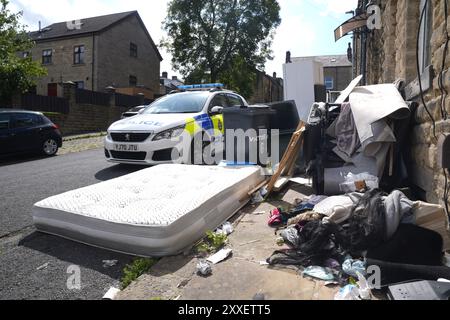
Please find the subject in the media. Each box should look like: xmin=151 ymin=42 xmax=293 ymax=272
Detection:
xmin=26 ymin=11 xmax=162 ymax=98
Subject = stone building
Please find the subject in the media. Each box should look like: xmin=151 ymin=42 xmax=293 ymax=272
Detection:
xmin=337 ymin=0 xmax=450 ymax=205
xmin=160 ymin=72 xmax=184 ymax=95
xmin=248 ymin=71 xmax=284 ymax=104
xmin=26 ymin=11 xmax=162 ymax=98
xmin=292 ymin=55 xmax=353 ymax=92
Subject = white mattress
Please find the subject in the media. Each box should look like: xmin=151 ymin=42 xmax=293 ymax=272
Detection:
xmin=33 ymin=164 xmax=263 ymax=257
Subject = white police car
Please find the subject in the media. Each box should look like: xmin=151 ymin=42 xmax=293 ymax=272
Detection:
xmin=104 ymin=84 xmax=248 ymax=165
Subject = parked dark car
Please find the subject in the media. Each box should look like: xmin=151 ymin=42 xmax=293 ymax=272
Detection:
xmin=121 ymin=105 xmax=147 ymax=119
xmin=0 ymin=109 xmax=62 ymax=157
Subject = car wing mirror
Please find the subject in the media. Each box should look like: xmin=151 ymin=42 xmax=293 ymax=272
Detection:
xmin=210 ymin=106 xmax=224 ymax=115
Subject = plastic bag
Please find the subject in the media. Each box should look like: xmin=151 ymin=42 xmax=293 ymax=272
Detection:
xmin=339 ymin=172 xmax=379 ymax=193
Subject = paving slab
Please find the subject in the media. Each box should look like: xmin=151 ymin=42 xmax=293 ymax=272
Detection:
xmin=117 ymin=183 xmax=338 ymax=300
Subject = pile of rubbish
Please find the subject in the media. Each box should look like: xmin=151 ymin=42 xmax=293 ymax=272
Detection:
xmin=266 ymin=189 xmax=450 ymax=300
xmin=262 ymin=78 xmax=450 ymax=300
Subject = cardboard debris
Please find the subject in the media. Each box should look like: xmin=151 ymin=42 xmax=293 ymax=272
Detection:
xmin=414 ymin=202 xmax=450 ymax=251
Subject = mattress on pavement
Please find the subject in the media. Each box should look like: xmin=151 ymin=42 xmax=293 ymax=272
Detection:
xmin=32 ymin=164 xmax=264 ymax=257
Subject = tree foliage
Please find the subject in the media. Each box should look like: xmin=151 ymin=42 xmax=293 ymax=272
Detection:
xmin=162 ymin=0 xmax=280 ymax=97
xmin=0 ymin=0 xmax=46 ymax=104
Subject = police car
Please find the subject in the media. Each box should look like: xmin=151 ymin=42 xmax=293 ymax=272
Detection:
xmin=104 ymin=84 xmax=248 ymax=165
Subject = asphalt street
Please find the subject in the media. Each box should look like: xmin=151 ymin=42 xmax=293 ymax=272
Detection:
xmin=0 ymin=149 xmax=147 ymax=300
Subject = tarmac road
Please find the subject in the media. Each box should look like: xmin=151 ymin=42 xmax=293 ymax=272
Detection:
xmin=0 ymin=149 xmax=147 ymax=300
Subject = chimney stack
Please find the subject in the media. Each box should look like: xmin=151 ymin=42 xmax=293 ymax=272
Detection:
xmin=273 ymin=72 xmax=277 ymax=79
xmin=162 ymin=71 xmax=168 ymax=79
xmin=172 ymin=76 xmax=178 ymax=81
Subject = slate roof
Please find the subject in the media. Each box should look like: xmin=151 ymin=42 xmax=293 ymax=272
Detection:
xmin=29 ymin=11 xmax=162 ymax=61
xmin=292 ymin=55 xmax=352 ymax=67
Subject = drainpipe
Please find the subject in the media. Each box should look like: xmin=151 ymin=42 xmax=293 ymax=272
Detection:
xmin=92 ymin=33 xmax=95 ymax=91
xmin=360 ymin=0 xmax=368 ymax=85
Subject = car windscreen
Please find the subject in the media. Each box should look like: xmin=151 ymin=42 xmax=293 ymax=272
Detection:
xmin=143 ymin=93 xmax=209 ymax=114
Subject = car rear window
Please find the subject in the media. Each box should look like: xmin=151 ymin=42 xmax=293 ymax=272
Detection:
xmin=0 ymin=114 xmax=11 ymax=130
xmin=13 ymin=113 xmax=40 ymax=128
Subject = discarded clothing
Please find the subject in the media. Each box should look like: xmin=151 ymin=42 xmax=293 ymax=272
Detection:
xmin=383 ymin=190 xmax=414 ymax=240
xmin=303 ymin=266 xmax=335 ymax=281
xmin=287 ymin=211 xmax=324 ymax=226
xmin=306 ymin=195 xmax=328 ymax=206
xmin=313 ymin=195 xmax=355 ymax=222
xmin=269 ymin=203 xmax=319 ymax=227
xmin=279 ymin=227 xmax=300 ymax=247
xmin=335 ymin=103 xmax=361 ymax=158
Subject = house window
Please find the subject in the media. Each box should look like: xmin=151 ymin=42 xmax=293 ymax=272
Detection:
xmin=325 ymin=76 xmax=334 ymax=90
xmin=129 ymin=75 xmax=137 ymax=87
xmin=42 ymin=49 xmax=52 ymax=64
xmin=74 ymin=81 xmax=85 ymax=89
xmin=130 ymin=42 xmax=138 ymax=58
xmin=418 ymin=0 xmax=432 ymax=73
xmin=22 ymin=51 xmax=30 ymax=59
xmin=74 ymin=45 xmax=85 ymax=64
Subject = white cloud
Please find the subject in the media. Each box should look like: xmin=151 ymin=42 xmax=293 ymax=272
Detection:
xmin=312 ymin=0 xmax=357 ymax=17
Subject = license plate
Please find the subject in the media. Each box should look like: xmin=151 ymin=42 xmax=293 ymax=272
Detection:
xmin=114 ymin=144 xmax=139 ymax=152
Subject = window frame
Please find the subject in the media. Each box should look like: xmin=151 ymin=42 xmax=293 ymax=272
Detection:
xmin=74 ymin=81 xmax=85 ymax=89
xmin=226 ymin=94 xmax=244 ymax=107
xmin=0 ymin=114 xmax=11 ymax=130
xmin=11 ymin=113 xmax=40 ymax=129
xmin=42 ymin=49 xmax=52 ymax=65
xmin=129 ymin=75 xmax=138 ymax=87
xmin=208 ymin=93 xmax=229 ymax=112
xmin=73 ymin=45 xmax=85 ymax=65
xmin=418 ymin=0 xmax=432 ymax=74
xmin=324 ymin=76 xmax=334 ymax=90
xmin=130 ymin=42 xmax=138 ymax=58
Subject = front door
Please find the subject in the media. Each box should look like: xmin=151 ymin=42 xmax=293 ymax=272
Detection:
xmin=47 ymin=83 xmax=58 ymax=97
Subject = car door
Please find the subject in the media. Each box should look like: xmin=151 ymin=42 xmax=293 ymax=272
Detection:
xmin=0 ymin=113 xmax=13 ymax=155
xmin=10 ymin=113 xmax=42 ymax=153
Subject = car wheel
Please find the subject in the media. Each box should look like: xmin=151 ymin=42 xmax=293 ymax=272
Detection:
xmin=42 ymin=138 xmax=59 ymax=156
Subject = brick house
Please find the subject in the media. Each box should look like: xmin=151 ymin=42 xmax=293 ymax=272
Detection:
xmin=26 ymin=11 xmax=162 ymax=98
xmin=336 ymin=0 xmax=449 ymax=205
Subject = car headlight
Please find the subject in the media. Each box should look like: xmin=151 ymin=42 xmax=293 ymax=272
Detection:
xmin=153 ymin=126 xmax=186 ymax=141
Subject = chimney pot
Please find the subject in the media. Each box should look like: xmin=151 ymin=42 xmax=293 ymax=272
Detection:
xmin=162 ymin=72 xmax=168 ymax=79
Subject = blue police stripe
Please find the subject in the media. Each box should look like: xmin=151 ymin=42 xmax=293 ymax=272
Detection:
xmin=194 ymin=114 xmax=214 ymax=132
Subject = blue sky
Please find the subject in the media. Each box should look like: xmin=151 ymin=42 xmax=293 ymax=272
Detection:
xmin=10 ymin=0 xmax=357 ymax=79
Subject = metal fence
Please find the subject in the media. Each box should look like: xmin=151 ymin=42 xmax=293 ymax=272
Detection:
xmin=21 ymin=94 xmax=70 ymax=114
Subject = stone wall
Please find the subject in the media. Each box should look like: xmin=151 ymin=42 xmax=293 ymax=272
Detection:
xmin=43 ymin=83 xmax=127 ymax=136
xmin=360 ymin=0 xmax=450 ymax=205
xmin=249 ymin=71 xmax=284 ymax=104
xmin=95 ymin=15 xmax=161 ymax=95
xmin=30 ymin=35 xmax=95 ymax=95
